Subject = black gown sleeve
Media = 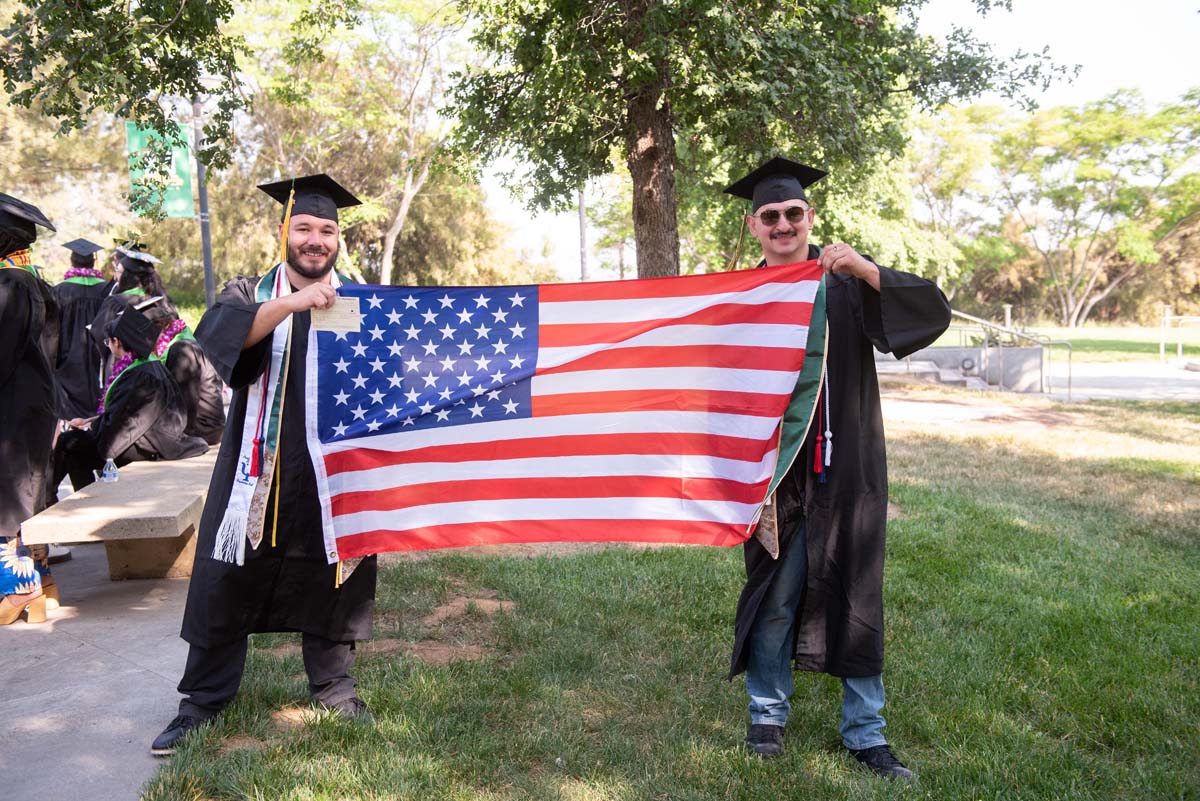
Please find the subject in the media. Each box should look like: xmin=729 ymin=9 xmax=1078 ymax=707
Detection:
xmin=194 ymin=277 xmax=271 ymax=390
xmin=95 ymin=368 xmax=167 ymax=459
xmin=858 ymin=262 xmax=952 ymax=359
xmin=0 ymin=276 xmax=34 ymax=386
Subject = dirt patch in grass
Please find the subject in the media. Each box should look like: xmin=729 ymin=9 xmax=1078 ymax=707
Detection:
xmin=218 ymin=735 xmax=268 ymax=756
xmin=378 ymin=541 xmax=685 ymax=564
xmin=422 ymin=595 xmax=513 ymax=626
xmin=362 ymin=637 xmax=492 ymax=664
xmin=405 ymin=640 xmax=490 ymax=665
xmin=269 ymin=707 xmax=317 ymax=732
xmin=263 ymin=642 xmax=302 ymax=659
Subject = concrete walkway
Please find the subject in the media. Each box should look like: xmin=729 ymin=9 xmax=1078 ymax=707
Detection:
xmin=0 ymin=543 xmax=188 ymax=801
xmin=1046 ymin=359 xmax=1200 ymax=402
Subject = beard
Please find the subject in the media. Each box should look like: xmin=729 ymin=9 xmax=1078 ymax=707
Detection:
xmin=287 ymin=240 xmax=339 ymax=279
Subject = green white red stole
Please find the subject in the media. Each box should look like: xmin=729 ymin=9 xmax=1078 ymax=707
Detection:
xmin=212 ymin=263 xmax=343 ymax=565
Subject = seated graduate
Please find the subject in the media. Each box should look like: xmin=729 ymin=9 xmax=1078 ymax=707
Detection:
xmin=88 ymin=241 xmax=174 ymax=365
xmin=52 ymin=306 xmax=208 ymax=492
xmin=150 ymin=304 xmax=226 ymax=446
xmin=53 ymin=238 xmax=112 ymax=420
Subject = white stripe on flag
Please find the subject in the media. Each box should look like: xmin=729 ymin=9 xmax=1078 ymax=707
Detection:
xmin=530 ymin=366 xmax=801 ymax=395
xmin=317 ymin=410 xmax=782 ymax=455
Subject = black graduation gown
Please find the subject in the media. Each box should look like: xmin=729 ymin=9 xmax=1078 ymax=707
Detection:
xmin=729 ymin=250 xmax=951 ymax=679
xmin=52 ymin=277 xmax=112 ymax=418
xmin=96 ymin=359 xmax=210 ymax=463
xmin=181 ymin=276 xmax=377 ymax=649
xmin=0 ymin=266 xmax=61 ymax=537
xmin=163 ymin=337 xmax=226 ymax=445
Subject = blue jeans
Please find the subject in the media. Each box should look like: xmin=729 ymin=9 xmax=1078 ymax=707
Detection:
xmin=745 ymin=520 xmax=888 ymax=750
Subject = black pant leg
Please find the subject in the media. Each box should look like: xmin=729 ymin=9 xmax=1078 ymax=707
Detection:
xmin=301 ymin=633 xmax=358 ymax=706
xmin=53 ymin=429 xmax=101 ymax=491
xmin=177 ymin=638 xmax=249 ymax=719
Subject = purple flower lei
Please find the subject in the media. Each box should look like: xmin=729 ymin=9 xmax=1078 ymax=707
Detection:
xmin=97 ymin=353 xmax=135 ymax=415
xmin=64 ymin=267 xmax=105 ymax=280
xmin=155 ymin=319 xmax=188 ymax=358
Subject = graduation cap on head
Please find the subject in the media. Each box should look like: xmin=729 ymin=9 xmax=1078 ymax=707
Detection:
xmin=114 ymin=239 xmax=161 ymax=274
xmin=63 ymin=238 xmax=105 ymax=268
xmin=723 ymin=157 xmax=828 ymax=212
xmin=0 ymin=192 xmax=57 ymax=243
xmin=63 ymin=238 xmax=104 ymax=257
xmin=257 ymin=173 xmax=361 ymax=224
xmin=105 ymin=306 xmax=156 ymax=359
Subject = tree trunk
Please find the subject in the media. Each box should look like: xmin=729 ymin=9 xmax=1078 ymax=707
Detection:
xmin=625 ymin=82 xmax=681 ymax=278
xmin=381 ymin=157 xmax=433 ymax=286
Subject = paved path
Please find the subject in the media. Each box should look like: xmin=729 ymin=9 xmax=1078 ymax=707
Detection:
xmin=0 ymin=544 xmax=188 ymax=801
xmin=1046 ymin=359 xmax=1200 ymax=402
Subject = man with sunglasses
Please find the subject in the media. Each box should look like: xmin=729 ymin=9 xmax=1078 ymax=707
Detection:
xmin=723 ymin=157 xmax=951 ymax=778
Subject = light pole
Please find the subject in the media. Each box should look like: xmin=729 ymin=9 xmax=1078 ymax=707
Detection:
xmin=191 ymin=96 xmax=216 ymax=309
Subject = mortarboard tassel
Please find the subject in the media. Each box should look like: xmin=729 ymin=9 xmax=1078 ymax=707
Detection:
xmin=278 ymin=185 xmax=296 ymax=265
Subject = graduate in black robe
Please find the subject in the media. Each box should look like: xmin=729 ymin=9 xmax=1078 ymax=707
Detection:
xmin=723 ymin=159 xmax=951 ymax=777
xmin=51 ymin=306 xmax=208 ymax=491
xmin=153 ymin=311 xmax=226 ymax=445
xmin=153 ymin=174 xmax=377 ymax=757
xmin=52 ymin=239 xmax=112 ymax=419
xmin=0 ymin=193 xmax=59 ymax=623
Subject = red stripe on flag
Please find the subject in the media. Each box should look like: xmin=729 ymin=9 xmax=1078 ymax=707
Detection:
xmin=539 ymin=301 xmax=812 ymax=348
xmin=323 ymin=431 xmax=773 ymax=476
xmin=531 ymin=389 xmax=790 ymax=418
xmin=335 ymin=518 xmax=751 ymax=558
xmin=536 ymin=344 xmax=804 ymax=374
xmin=330 ymin=474 xmax=767 ymax=517
xmin=539 ymin=262 xmax=816 ymax=302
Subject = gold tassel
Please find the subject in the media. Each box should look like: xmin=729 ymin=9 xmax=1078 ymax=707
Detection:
xmin=725 ymin=210 xmax=748 ymax=272
xmin=278 ymin=187 xmax=296 ymax=265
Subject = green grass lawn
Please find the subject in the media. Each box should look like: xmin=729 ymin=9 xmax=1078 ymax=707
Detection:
xmin=142 ymin=395 xmax=1200 ymax=801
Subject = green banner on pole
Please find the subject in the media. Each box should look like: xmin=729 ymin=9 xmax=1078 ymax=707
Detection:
xmin=126 ymin=122 xmax=195 ymax=219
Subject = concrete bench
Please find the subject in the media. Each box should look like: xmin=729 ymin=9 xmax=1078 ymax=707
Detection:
xmin=21 ymin=452 xmax=216 ymax=580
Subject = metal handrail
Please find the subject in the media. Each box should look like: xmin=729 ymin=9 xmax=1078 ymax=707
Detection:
xmin=947 ymin=310 xmax=1073 ymax=401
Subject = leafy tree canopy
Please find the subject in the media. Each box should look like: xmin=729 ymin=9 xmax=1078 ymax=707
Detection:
xmin=449 ymin=0 xmax=1067 ymax=276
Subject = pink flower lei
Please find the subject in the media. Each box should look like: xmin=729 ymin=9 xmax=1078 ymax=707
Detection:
xmin=64 ymin=267 xmax=105 ymax=280
xmin=155 ymin=319 xmax=188 ymax=358
xmin=97 ymin=353 xmax=135 ymax=414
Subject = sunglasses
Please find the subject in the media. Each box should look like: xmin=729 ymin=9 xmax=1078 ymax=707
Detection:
xmin=752 ymin=205 xmax=811 ymax=226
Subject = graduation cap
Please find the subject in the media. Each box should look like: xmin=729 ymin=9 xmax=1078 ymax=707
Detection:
xmin=105 ymin=306 xmax=157 ymax=359
xmin=257 ymin=173 xmax=361 ymax=224
xmin=63 ymin=238 xmax=104 ymax=257
xmin=114 ymin=240 xmax=161 ymax=274
xmin=723 ymin=157 xmax=828 ymax=212
xmin=0 ymin=192 xmax=56 ymax=243
xmin=63 ymin=238 xmax=105 ymax=268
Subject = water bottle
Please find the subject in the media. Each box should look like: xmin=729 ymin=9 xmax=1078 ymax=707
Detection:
xmin=100 ymin=458 xmax=119 ymax=483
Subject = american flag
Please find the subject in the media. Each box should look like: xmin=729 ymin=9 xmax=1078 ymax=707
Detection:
xmin=305 ymin=261 xmax=825 ymax=561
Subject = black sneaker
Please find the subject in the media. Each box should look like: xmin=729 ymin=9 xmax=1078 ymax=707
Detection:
xmin=745 ymin=723 xmax=784 ymax=758
xmin=150 ymin=714 xmax=206 ymax=757
xmin=848 ymin=744 xmax=914 ymax=780
xmin=322 ymin=695 xmax=374 ymax=723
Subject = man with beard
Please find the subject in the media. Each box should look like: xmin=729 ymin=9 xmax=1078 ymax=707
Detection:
xmin=152 ymin=174 xmax=377 ymax=756
xmin=723 ymin=158 xmax=951 ymax=778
